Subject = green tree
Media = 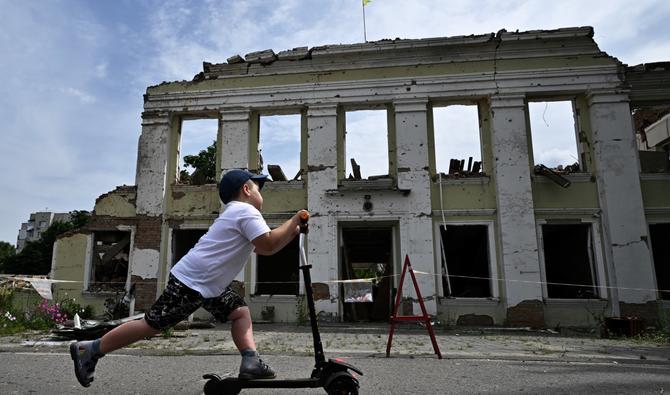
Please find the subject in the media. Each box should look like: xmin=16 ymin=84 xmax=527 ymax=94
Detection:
xmin=0 ymin=241 xmax=16 ymax=270
xmin=69 ymin=210 xmax=91 ymax=229
xmin=181 ymin=140 xmax=217 ymax=185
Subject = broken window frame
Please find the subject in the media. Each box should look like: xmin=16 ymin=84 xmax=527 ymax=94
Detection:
xmin=434 ymin=221 xmax=499 ymax=299
xmin=527 ymin=97 xmax=586 ymax=174
xmin=174 ymin=116 xmax=220 ymax=186
xmin=251 ymin=109 xmax=306 ymax=183
xmin=536 ymin=219 xmax=607 ymax=300
xmin=250 ymin=223 xmax=302 ymax=297
xmin=340 ymin=104 xmax=394 ymax=183
xmin=250 ymin=109 xmax=306 ymax=183
xmin=431 ymin=103 xmax=485 ymax=178
xmin=84 ymin=228 xmax=133 ymax=294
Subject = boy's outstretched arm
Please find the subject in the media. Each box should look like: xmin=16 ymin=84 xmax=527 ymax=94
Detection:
xmin=252 ymin=209 xmax=308 ymax=255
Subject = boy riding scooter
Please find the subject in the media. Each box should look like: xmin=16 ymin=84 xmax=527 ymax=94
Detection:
xmin=70 ymin=169 xmax=308 ymax=387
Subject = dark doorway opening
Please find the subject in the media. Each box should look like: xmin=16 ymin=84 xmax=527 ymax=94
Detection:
xmin=340 ymin=227 xmax=393 ymax=322
xmin=256 ymin=235 xmax=300 ymax=296
xmin=542 ymin=223 xmax=598 ymax=299
xmin=173 ymin=229 xmax=207 ymax=266
xmin=439 ymin=225 xmax=491 ymax=297
xmin=650 ymin=223 xmax=670 ymax=300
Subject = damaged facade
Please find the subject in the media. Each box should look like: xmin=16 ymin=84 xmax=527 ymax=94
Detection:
xmin=51 ymin=27 xmax=670 ymax=328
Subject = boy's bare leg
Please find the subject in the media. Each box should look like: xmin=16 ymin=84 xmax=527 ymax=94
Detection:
xmin=70 ymin=317 xmax=159 ymax=387
xmin=99 ymin=318 xmax=161 ymax=354
xmin=228 ymin=306 xmax=256 ymax=351
xmin=229 ymin=306 xmax=275 ymax=379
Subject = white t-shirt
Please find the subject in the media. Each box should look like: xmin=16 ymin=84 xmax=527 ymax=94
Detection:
xmin=170 ymin=201 xmax=271 ymax=298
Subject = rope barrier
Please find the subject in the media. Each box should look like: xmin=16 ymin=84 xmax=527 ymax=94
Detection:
xmin=2 ymin=272 xmax=668 ymax=294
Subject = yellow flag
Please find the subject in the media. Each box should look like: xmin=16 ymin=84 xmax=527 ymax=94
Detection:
xmin=362 ymin=0 xmax=371 ymax=6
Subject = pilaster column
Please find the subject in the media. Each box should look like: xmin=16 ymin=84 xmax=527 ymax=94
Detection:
xmin=136 ymin=111 xmax=171 ymax=216
xmin=490 ymin=94 xmax=544 ymax=326
xmin=306 ymin=104 xmax=339 ymax=315
xmin=132 ymin=110 xmax=171 ymax=310
xmin=587 ymin=90 xmax=655 ymax=306
xmin=394 ymin=99 xmax=436 ymax=314
xmin=219 ymin=108 xmax=251 ymax=172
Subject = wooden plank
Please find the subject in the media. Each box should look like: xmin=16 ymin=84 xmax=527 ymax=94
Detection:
xmin=267 ymin=164 xmax=287 ymax=181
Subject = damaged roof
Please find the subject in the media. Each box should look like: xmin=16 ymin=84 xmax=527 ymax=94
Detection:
xmin=191 ymin=26 xmax=603 ymax=82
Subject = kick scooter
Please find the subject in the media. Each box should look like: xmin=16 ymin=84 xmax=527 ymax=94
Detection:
xmin=203 ymin=211 xmax=362 ymax=394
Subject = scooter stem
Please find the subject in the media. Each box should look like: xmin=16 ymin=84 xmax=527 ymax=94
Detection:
xmin=298 ymin=215 xmax=326 ymax=367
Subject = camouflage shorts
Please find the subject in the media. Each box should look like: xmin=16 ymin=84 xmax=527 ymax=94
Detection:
xmin=144 ymin=273 xmax=246 ymax=330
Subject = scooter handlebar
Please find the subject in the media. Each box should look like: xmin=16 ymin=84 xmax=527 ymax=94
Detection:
xmin=298 ymin=210 xmax=309 ymax=233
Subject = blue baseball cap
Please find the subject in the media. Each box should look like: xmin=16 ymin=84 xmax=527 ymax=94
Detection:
xmin=219 ymin=169 xmax=268 ymax=204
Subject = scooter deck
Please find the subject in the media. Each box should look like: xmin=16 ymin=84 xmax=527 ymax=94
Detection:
xmin=203 ymin=373 xmax=321 ymax=389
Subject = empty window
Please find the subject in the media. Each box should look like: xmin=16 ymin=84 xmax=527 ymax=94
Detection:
xmin=433 ymin=105 xmax=483 ymax=176
xmin=178 ymin=119 xmax=217 ymax=185
xmin=172 ymin=229 xmax=207 ymax=267
xmin=529 ymin=101 xmax=580 ymax=172
xmin=89 ymin=231 xmax=131 ymax=292
xmin=255 ymin=234 xmax=299 ymax=295
xmin=259 ymin=114 xmax=302 ymax=181
xmin=541 ymin=223 xmax=598 ymax=299
xmin=649 ymin=223 xmax=670 ymax=300
xmin=439 ymin=225 xmax=491 ymax=297
xmin=345 ymin=109 xmax=389 ymax=180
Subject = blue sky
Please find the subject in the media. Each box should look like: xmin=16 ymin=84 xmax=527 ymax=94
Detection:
xmin=1 ymin=0 xmax=668 ymax=245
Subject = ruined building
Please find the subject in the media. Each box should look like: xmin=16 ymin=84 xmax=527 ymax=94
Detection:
xmin=51 ymin=27 xmax=670 ymax=328
xmin=17 ymin=211 xmax=71 ymax=252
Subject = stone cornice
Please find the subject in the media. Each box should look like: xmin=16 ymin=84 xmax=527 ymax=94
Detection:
xmin=219 ymin=108 xmax=250 ymax=122
xmin=144 ymin=65 xmax=621 ymax=113
xmin=586 ymin=89 xmax=631 ymax=105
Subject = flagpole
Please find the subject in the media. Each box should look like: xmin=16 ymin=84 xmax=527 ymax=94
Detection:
xmin=362 ymin=0 xmax=367 ymax=42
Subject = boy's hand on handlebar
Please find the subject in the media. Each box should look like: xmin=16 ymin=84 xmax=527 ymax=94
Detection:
xmin=297 ymin=209 xmax=309 ymax=222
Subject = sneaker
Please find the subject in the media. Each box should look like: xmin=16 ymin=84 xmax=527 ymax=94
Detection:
xmin=70 ymin=341 xmax=102 ymax=387
xmin=239 ymin=356 xmax=276 ymax=380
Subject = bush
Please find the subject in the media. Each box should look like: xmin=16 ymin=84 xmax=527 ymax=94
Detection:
xmin=0 ymin=286 xmax=13 ymax=311
xmin=58 ymin=297 xmax=94 ymax=320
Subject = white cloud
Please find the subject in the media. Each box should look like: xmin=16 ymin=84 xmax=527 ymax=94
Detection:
xmin=63 ymin=87 xmax=97 ymax=104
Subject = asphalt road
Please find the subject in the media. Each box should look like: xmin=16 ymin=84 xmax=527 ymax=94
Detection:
xmin=1 ymin=351 xmax=669 ymax=394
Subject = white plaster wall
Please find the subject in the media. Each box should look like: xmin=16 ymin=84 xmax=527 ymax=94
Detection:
xmin=131 ymin=248 xmax=161 ymax=280
xmin=588 ymin=91 xmax=656 ymax=303
xmin=490 ymin=94 xmax=543 ymax=307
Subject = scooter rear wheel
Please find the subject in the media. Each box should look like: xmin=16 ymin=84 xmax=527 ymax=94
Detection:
xmin=325 ymin=374 xmax=359 ymax=395
xmin=203 ymin=378 xmax=241 ymax=395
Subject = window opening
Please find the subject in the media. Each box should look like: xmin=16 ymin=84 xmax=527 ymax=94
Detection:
xmin=178 ymin=119 xmax=217 ymax=185
xmin=340 ymin=227 xmax=393 ymax=322
xmin=433 ymin=105 xmax=483 ymax=177
xmin=636 ymin=110 xmax=670 ymax=173
xmin=89 ymin=231 xmax=131 ymax=292
xmin=439 ymin=225 xmax=491 ymax=297
xmin=649 ymin=223 xmax=670 ymax=300
xmin=172 ymin=229 xmax=207 ymax=267
xmin=345 ymin=110 xmax=389 ymax=180
xmin=255 ymin=234 xmax=300 ymax=295
xmin=259 ymin=114 xmax=302 ymax=181
xmin=541 ymin=223 xmax=598 ymax=299
xmin=529 ymin=101 xmax=580 ymax=174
